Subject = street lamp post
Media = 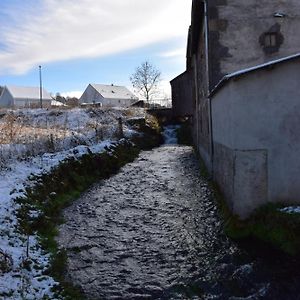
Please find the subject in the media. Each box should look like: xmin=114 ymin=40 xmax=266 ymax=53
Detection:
xmin=39 ymin=65 xmax=43 ymax=109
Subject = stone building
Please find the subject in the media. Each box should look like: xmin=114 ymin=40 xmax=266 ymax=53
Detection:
xmin=172 ymin=0 xmax=300 ymax=218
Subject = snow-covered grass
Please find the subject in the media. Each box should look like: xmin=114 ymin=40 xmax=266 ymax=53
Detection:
xmin=279 ymin=206 xmax=300 ymax=214
xmin=0 ymin=107 xmax=144 ymax=299
xmin=0 ymin=107 xmax=144 ymax=169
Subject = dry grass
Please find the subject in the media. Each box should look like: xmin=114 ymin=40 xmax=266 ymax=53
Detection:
xmin=0 ymin=113 xmax=24 ymax=144
xmin=0 ymin=107 xmax=144 ymax=169
xmin=0 ymin=124 xmax=74 ymax=145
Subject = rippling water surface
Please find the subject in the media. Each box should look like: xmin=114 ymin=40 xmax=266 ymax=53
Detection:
xmin=58 ymin=127 xmax=300 ymax=299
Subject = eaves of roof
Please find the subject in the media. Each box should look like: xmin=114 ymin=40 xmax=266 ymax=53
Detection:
xmin=170 ymin=70 xmax=189 ymax=83
xmin=210 ymin=52 xmax=300 ymax=97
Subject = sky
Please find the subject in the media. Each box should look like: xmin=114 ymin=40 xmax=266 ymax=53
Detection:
xmin=0 ymin=0 xmax=192 ymax=99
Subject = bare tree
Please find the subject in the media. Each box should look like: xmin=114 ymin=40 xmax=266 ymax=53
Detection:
xmin=130 ymin=61 xmax=161 ymax=103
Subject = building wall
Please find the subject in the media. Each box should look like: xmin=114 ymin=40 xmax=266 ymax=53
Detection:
xmin=208 ymin=0 xmax=300 ymax=88
xmin=190 ymin=10 xmax=213 ymax=170
xmin=14 ymin=99 xmax=52 ymax=108
xmin=170 ymin=70 xmax=193 ymax=117
xmin=212 ymin=59 xmax=300 ymax=218
xmin=103 ymin=98 xmax=135 ymax=107
xmin=80 ymin=85 xmax=134 ymax=107
xmin=80 ymin=85 xmax=105 ymax=104
xmin=0 ymin=88 xmax=14 ymax=107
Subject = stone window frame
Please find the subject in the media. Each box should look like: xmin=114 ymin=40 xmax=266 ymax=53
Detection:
xmin=259 ymin=24 xmax=284 ymax=54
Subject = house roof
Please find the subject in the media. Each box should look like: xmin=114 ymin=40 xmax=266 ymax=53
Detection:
xmin=210 ymin=52 xmax=300 ymax=97
xmin=91 ymin=84 xmax=138 ymax=100
xmin=170 ymin=70 xmax=189 ymax=84
xmin=5 ymin=85 xmax=52 ymax=100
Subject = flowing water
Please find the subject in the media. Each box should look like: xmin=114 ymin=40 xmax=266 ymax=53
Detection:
xmin=58 ymin=126 xmax=300 ymax=299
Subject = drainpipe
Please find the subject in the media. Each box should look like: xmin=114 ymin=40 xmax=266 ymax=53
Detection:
xmin=203 ymin=0 xmax=214 ymax=176
xmin=204 ymin=0 xmax=210 ymax=90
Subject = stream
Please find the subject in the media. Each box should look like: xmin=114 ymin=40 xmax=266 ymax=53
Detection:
xmin=57 ymin=126 xmax=300 ymax=299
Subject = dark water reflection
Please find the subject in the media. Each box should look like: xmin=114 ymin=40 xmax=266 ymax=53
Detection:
xmin=58 ymin=145 xmax=300 ymax=300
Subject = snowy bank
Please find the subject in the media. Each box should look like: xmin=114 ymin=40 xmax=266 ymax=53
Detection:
xmin=0 ymin=139 xmax=116 ymax=299
xmin=0 ymin=107 xmax=145 ymax=299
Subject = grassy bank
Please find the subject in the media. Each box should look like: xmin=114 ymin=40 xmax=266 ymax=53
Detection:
xmin=15 ymin=119 xmax=162 ymax=299
xmin=221 ymin=201 xmax=300 ymax=256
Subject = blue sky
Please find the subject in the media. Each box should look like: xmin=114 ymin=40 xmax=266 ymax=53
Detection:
xmin=0 ymin=0 xmax=192 ymax=98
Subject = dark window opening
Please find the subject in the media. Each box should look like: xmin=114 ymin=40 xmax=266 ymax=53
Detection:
xmin=264 ymin=33 xmax=277 ymax=47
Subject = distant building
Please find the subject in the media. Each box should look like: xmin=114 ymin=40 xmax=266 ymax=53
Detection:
xmin=79 ymin=84 xmax=138 ymax=107
xmin=171 ymin=0 xmax=300 ymax=218
xmin=0 ymin=85 xmax=52 ymax=108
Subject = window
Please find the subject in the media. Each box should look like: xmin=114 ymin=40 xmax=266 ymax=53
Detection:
xmin=264 ymin=33 xmax=277 ymax=47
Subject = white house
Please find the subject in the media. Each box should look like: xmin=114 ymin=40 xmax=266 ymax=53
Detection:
xmin=79 ymin=84 xmax=138 ymax=107
xmin=0 ymin=85 xmax=52 ymax=108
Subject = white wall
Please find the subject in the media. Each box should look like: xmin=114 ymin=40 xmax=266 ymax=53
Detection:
xmin=212 ymin=59 xmax=300 ymax=218
xmin=14 ymin=99 xmax=52 ymax=108
xmin=80 ymin=85 xmax=135 ymax=107
xmin=80 ymin=85 xmax=104 ymax=104
xmin=0 ymin=88 xmax=14 ymax=107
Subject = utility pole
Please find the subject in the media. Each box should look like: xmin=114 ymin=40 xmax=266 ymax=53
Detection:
xmin=39 ymin=65 xmax=43 ymax=108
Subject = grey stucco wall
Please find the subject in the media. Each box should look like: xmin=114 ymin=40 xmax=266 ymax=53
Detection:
xmin=208 ymin=0 xmax=300 ymax=88
xmin=212 ymin=59 xmax=300 ymax=218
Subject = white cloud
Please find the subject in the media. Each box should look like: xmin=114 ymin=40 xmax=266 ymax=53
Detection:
xmin=158 ymin=80 xmax=171 ymax=98
xmin=160 ymin=48 xmax=186 ymax=58
xmin=61 ymin=90 xmax=83 ymax=99
xmin=0 ymin=0 xmax=192 ymax=75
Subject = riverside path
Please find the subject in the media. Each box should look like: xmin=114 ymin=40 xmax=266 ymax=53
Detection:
xmin=57 ymin=127 xmax=300 ymax=300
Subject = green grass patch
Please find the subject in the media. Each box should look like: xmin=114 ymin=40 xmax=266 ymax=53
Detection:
xmin=223 ymin=204 xmax=300 ymax=255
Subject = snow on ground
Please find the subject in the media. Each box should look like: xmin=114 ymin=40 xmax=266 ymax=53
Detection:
xmin=279 ymin=206 xmax=300 ymax=214
xmin=0 ymin=107 xmax=143 ymax=299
